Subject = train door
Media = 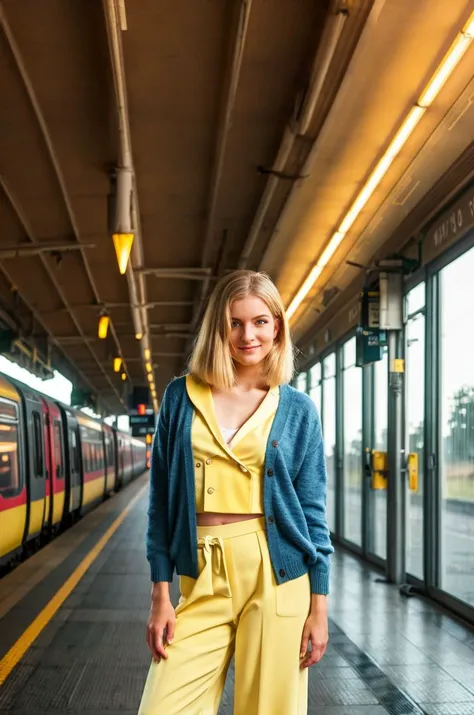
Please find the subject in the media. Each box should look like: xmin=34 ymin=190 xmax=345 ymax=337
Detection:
xmin=42 ymin=401 xmax=53 ymax=528
xmin=25 ymin=395 xmax=47 ymax=540
xmin=50 ymin=405 xmax=66 ymax=527
xmin=118 ymin=436 xmax=125 ymax=489
xmin=104 ymin=428 xmax=115 ymax=494
xmin=113 ymin=429 xmax=120 ymax=492
xmin=67 ymin=413 xmax=82 ymax=514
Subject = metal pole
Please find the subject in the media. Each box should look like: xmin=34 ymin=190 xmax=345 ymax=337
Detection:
xmin=386 ymin=329 xmax=405 ymax=583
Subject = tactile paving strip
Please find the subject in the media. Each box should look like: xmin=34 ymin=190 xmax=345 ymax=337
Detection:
xmin=329 ymin=621 xmax=429 ymax=715
xmin=416 ymin=705 xmax=474 ymax=715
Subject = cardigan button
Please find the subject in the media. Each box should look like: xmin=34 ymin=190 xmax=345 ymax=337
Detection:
xmin=207 ymin=487 xmax=215 ymax=495
xmin=279 ymin=569 xmax=286 ymax=578
xmin=272 ymin=440 xmax=278 ymax=448
xmin=206 ymin=458 xmax=212 ymax=465
xmin=267 ymin=468 xmax=274 ymax=477
xmin=196 ymin=462 xmax=202 ymax=468
xmin=268 ymin=516 xmax=274 ymax=524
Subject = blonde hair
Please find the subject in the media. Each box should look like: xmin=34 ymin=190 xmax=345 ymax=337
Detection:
xmin=189 ymin=270 xmax=294 ymax=389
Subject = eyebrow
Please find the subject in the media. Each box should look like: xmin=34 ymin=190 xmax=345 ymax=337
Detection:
xmin=231 ymin=314 xmax=271 ymax=320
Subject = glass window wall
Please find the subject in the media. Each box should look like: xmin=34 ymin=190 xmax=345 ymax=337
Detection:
xmin=295 ymin=372 xmax=307 ymax=392
xmin=439 ymin=247 xmax=474 ymax=607
xmin=322 ymin=354 xmax=336 ymax=532
xmin=405 ymin=284 xmax=425 ymax=580
xmin=372 ymin=349 xmax=388 ymax=560
xmin=342 ymin=338 xmax=363 ymax=546
xmin=309 ymin=362 xmax=321 ymax=415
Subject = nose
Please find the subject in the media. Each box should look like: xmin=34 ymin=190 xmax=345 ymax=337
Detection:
xmin=242 ymin=323 xmax=256 ymax=342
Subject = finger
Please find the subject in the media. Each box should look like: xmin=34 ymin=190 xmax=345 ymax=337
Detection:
xmin=166 ymin=618 xmax=175 ymax=644
xmin=303 ymin=644 xmax=326 ymax=668
xmin=300 ymin=626 xmax=310 ymax=659
xmin=146 ymin=628 xmax=161 ymax=662
xmin=154 ymin=631 xmax=168 ymax=660
xmin=300 ymin=636 xmax=309 ymax=659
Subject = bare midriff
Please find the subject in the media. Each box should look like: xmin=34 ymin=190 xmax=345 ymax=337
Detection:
xmin=196 ymin=512 xmax=264 ymax=526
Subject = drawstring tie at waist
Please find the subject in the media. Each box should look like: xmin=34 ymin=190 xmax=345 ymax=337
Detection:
xmin=194 ymin=535 xmax=232 ymax=598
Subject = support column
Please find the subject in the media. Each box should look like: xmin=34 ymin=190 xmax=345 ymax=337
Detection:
xmin=379 ymin=268 xmax=405 ymax=584
xmin=387 ymin=330 xmax=405 ymax=583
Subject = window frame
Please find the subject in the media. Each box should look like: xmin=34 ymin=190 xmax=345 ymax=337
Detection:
xmin=0 ymin=398 xmax=21 ymax=499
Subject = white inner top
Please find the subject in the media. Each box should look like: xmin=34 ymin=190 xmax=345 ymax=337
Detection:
xmin=220 ymin=425 xmax=239 ymax=444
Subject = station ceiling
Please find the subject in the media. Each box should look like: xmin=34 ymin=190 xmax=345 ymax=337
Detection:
xmin=0 ymin=0 xmax=473 ymax=413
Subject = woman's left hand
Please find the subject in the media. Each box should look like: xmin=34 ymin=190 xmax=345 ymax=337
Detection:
xmin=300 ymin=610 xmax=328 ymax=668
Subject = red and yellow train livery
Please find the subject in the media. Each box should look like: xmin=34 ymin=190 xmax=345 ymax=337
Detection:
xmin=0 ymin=374 xmax=147 ymax=568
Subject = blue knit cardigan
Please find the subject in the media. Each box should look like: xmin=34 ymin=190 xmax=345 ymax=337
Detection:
xmin=146 ymin=376 xmax=334 ymax=594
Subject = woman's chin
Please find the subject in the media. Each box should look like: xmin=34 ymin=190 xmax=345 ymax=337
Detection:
xmin=233 ymin=354 xmax=264 ymax=367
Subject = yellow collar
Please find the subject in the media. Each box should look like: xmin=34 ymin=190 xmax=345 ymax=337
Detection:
xmin=185 ymin=374 xmax=279 ymax=457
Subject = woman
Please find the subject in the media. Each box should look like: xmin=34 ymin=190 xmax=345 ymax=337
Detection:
xmin=138 ymin=270 xmax=333 ymax=715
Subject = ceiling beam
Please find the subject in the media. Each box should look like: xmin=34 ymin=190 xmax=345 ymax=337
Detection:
xmin=136 ymin=267 xmax=212 ymax=281
xmin=39 ymin=300 xmax=194 ymax=315
xmin=0 ymin=262 xmax=103 ymax=402
xmin=0 ymin=6 xmax=131 ymax=398
xmin=0 ymin=173 xmax=123 ymax=405
xmin=187 ymin=0 xmax=253 ymax=346
xmin=238 ymin=2 xmax=349 ymax=269
xmin=0 ymin=241 xmax=96 ymax=259
xmin=149 ymin=324 xmax=192 ymax=332
xmin=152 ymin=352 xmax=183 ymax=358
xmin=102 ymin=0 xmax=157 ymax=410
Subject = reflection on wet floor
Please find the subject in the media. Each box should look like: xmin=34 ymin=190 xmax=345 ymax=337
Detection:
xmin=0 ymin=486 xmax=473 ymax=715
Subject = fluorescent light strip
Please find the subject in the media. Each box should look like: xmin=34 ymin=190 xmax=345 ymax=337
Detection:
xmin=287 ymin=265 xmax=322 ymax=320
xmin=286 ymin=11 xmax=474 ymax=321
xmin=419 ymin=20 xmax=474 ymax=107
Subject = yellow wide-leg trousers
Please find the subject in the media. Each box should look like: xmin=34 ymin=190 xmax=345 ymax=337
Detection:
xmin=138 ymin=517 xmax=311 ymax=715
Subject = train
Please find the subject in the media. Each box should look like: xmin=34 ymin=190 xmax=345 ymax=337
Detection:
xmin=0 ymin=373 xmax=149 ymax=570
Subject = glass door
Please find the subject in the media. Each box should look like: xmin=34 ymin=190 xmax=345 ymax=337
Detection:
xmin=437 ymin=247 xmax=474 ymax=607
xmin=367 ymin=347 xmax=388 ymax=561
xmin=405 ymin=283 xmax=425 ymax=581
xmin=322 ymin=354 xmax=336 ymax=533
xmin=341 ymin=337 xmax=363 ymax=547
xmin=309 ymin=362 xmax=321 ymax=415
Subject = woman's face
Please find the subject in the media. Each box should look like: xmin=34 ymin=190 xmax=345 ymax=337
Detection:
xmin=228 ymin=295 xmax=280 ymax=368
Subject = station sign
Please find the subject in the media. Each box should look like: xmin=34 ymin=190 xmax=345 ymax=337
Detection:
xmin=360 ymin=289 xmax=380 ymax=329
xmin=424 ymin=185 xmax=474 ymax=263
xmin=356 ymin=326 xmax=386 ymax=367
xmin=129 ymin=411 xmax=155 ymax=437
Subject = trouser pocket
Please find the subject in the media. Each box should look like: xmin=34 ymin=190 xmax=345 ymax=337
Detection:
xmin=275 ymin=573 xmax=311 ymax=617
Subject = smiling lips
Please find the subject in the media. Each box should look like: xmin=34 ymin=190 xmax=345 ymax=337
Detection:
xmin=238 ymin=345 xmax=261 ymax=351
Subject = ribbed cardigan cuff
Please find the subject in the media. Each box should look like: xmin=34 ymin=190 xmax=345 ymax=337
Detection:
xmin=149 ymin=555 xmax=174 ymax=583
xmin=309 ymin=566 xmax=330 ymax=595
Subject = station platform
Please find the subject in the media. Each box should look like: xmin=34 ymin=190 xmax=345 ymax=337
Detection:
xmin=1 ymin=476 xmax=473 ymax=715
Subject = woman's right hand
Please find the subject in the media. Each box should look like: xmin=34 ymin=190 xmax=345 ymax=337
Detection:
xmin=146 ymin=597 xmax=176 ymax=662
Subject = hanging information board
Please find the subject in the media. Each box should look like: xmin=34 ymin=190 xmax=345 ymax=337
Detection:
xmin=129 ymin=412 xmax=155 ymax=437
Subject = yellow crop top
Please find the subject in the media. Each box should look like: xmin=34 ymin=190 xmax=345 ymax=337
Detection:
xmin=185 ymin=374 xmax=279 ymax=514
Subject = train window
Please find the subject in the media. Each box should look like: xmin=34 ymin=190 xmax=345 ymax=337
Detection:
xmin=91 ymin=443 xmax=97 ymax=471
xmin=83 ymin=442 xmax=91 ymax=472
xmin=105 ymin=435 xmax=114 ymax=467
xmin=69 ymin=428 xmax=79 ymax=474
xmin=99 ymin=443 xmax=104 ymax=470
xmin=32 ymin=411 xmax=43 ymax=477
xmin=54 ymin=422 xmax=64 ymax=478
xmin=0 ymin=420 xmax=20 ymax=496
xmin=0 ymin=401 xmax=18 ymax=421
